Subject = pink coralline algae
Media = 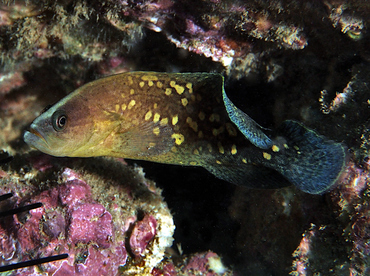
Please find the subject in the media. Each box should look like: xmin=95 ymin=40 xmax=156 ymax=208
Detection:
xmin=130 ymin=214 xmax=157 ymax=257
xmin=0 ymin=154 xmax=236 ymax=275
xmin=151 ymin=251 xmax=232 ymax=276
xmin=0 ymin=156 xmax=175 ymax=275
xmin=1 ymin=173 xmax=126 ymax=275
xmin=114 ymin=0 xmax=308 ymax=69
xmin=181 ymin=251 xmax=228 ymax=276
xmin=290 ymin=160 xmax=370 ymax=275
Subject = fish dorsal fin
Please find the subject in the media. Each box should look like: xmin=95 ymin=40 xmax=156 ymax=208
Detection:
xmin=222 ymin=88 xmax=273 ymax=149
xmin=115 ymin=120 xmax=174 ymax=158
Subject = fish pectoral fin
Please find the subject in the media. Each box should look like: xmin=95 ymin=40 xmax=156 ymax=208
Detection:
xmin=116 ymin=121 xmax=174 ymax=157
xmin=222 ymin=88 xmax=273 ymax=149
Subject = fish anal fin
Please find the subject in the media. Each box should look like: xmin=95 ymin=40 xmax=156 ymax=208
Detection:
xmin=205 ymin=162 xmax=290 ymax=189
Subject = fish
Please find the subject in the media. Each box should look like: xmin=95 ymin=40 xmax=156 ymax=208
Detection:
xmin=24 ymin=71 xmax=347 ymax=194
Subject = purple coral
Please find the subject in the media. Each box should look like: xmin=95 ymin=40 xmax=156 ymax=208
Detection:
xmin=181 ymin=251 xmax=228 ymax=276
xmin=1 ymin=169 xmax=127 ymax=275
xmin=0 ymin=161 xmax=175 ymax=275
xmin=130 ymin=214 xmax=157 ymax=257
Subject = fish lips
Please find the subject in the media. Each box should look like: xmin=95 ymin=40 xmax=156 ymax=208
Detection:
xmin=24 ymin=125 xmax=50 ymax=151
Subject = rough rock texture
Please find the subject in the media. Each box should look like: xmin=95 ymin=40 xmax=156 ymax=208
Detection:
xmin=0 ymin=155 xmax=175 ymax=275
xmin=1 ymin=0 xmax=370 ymax=275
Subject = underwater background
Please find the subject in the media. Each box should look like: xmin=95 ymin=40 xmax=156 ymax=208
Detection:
xmin=0 ymin=0 xmax=370 ymax=275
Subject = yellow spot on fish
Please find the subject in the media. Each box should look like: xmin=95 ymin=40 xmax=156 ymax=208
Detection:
xmin=181 ymin=98 xmax=188 ymax=107
xmin=121 ymin=104 xmax=127 ymax=111
xmin=226 ymin=123 xmax=237 ymax=136
xmin=175 ymin=85 xmax=185 ymax=95
xmin=157 ymin=81 xmax=163 ymax=88
xmin=160 ymin=118 xmax=168 ymax=126
xmin=153 ymin=113 xmax=160 ymax=123
xmin=139 ymin=81 xmax=145 ymax=88
xmin=198 ymin=131 xmax=204 ymax=139
xmin=153 ymin=103 xmax=158 ymax=109
xmin=190 ymin=161 xmax=197 ymax=166
xmin=218 ymin=142 xmax=225 ymax=154
xmin=242 ymin=158 xmax=247 ymax=163
xmin=172 ymin=115 xmax=178 ymax=125
xmin=294 ymin=146 xmax=299 ymax=151
xmin=115 ymin=104 xmax=120 ymax=112
xmin=186 ymin=117 xmax=198 ymax=132
xmin=191 ymin=122 xmax=198 ymax=132
xmin=165 ymin=88 xmax=172 ymax=96
xmin=141 ymin=75 xmax=158 ymax=81
xmin=216 ymin=160 xmax=222 ymax=164
xmin=209 ymin=114 xmax=220 ymax=122
xmin=169 ymin=80 xmax=185 ymax=95
xmin=212 ymin=126 xmax=224 ymax=136
xmin=153 ymin=127 xmax=160 ymax=136
xmin=128 ymin=100 xmax=136 ymax=110
xmin=198 ymin=112 xmax=205 ymax=121
xmin=145 ymin=110 xmax=152 ymax=121
xmin=171 ymin=146 xmax=177 ymax=152
xmin=207 ymin=144 xmax=213 ymax=153
xmin=148 ymin=80 xmax=154 ymax=86
xmin=231 ymin=144 xmax=237 ymax=155
xmin=186 ymin=82 xmax=193 ymax=93
xmin=130 ymin=89 xmax=135 ymax=95
xmin=284 ymin=144 xmax=289 ymax=149
xmin=272 ymin=145 xmax=280 ymax=152
xmin=171 ymin=133 xmax=185 ymax=145
xmin=149 ymin=142 xmax=156 ymax=148
xmin=128 ymin=76 xmax=133 ymax=85
xmin=193 ymin=149 xmax=199 ymax=155
xmin=263 ymin=152 xmax=271 ymax=160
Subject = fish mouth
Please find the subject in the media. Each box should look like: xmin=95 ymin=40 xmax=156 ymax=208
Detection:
xmin=29 ymin=128 xmax=44 ymax=140
xmin=24 ymin=127 xmax=50 ymax=150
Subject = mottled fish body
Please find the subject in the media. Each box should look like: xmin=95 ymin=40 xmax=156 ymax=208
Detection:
xmin=24 ymin=72 xmax=347 ymax=194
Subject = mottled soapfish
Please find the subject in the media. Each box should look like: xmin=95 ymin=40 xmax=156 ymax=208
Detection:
xmin=24 ymin=72 xmax=347 ymax=194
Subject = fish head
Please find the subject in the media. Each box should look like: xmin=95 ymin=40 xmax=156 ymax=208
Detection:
xmin=24 ymin=93 xmax=113 ymax=157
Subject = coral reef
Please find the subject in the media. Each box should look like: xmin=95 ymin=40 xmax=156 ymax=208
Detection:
xmin=0 ymin=154 xmax=234 ymax=275
xmin=0 ymin=0 xmax=370 ymax=275
xmin=289 ymin=160 xmax=370 ymax=276
xmin=0 ymin=154 xmax=175 ymax=275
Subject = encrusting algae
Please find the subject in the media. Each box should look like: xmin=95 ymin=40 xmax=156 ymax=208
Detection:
xmin=24 ymin=71 xmax=347 ymax=194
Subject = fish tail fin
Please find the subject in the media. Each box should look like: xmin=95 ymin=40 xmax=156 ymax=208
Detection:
xmin=271 ymin=120 xmax=347 ymax=194
xmin=220 ymin=88 xmax=346 ymax=194
xmin=206 ymin=120 xmax=347 ymax=194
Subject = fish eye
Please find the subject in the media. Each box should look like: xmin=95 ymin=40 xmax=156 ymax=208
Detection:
xmin=52 ymin=110 xmax=67 ymax=131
